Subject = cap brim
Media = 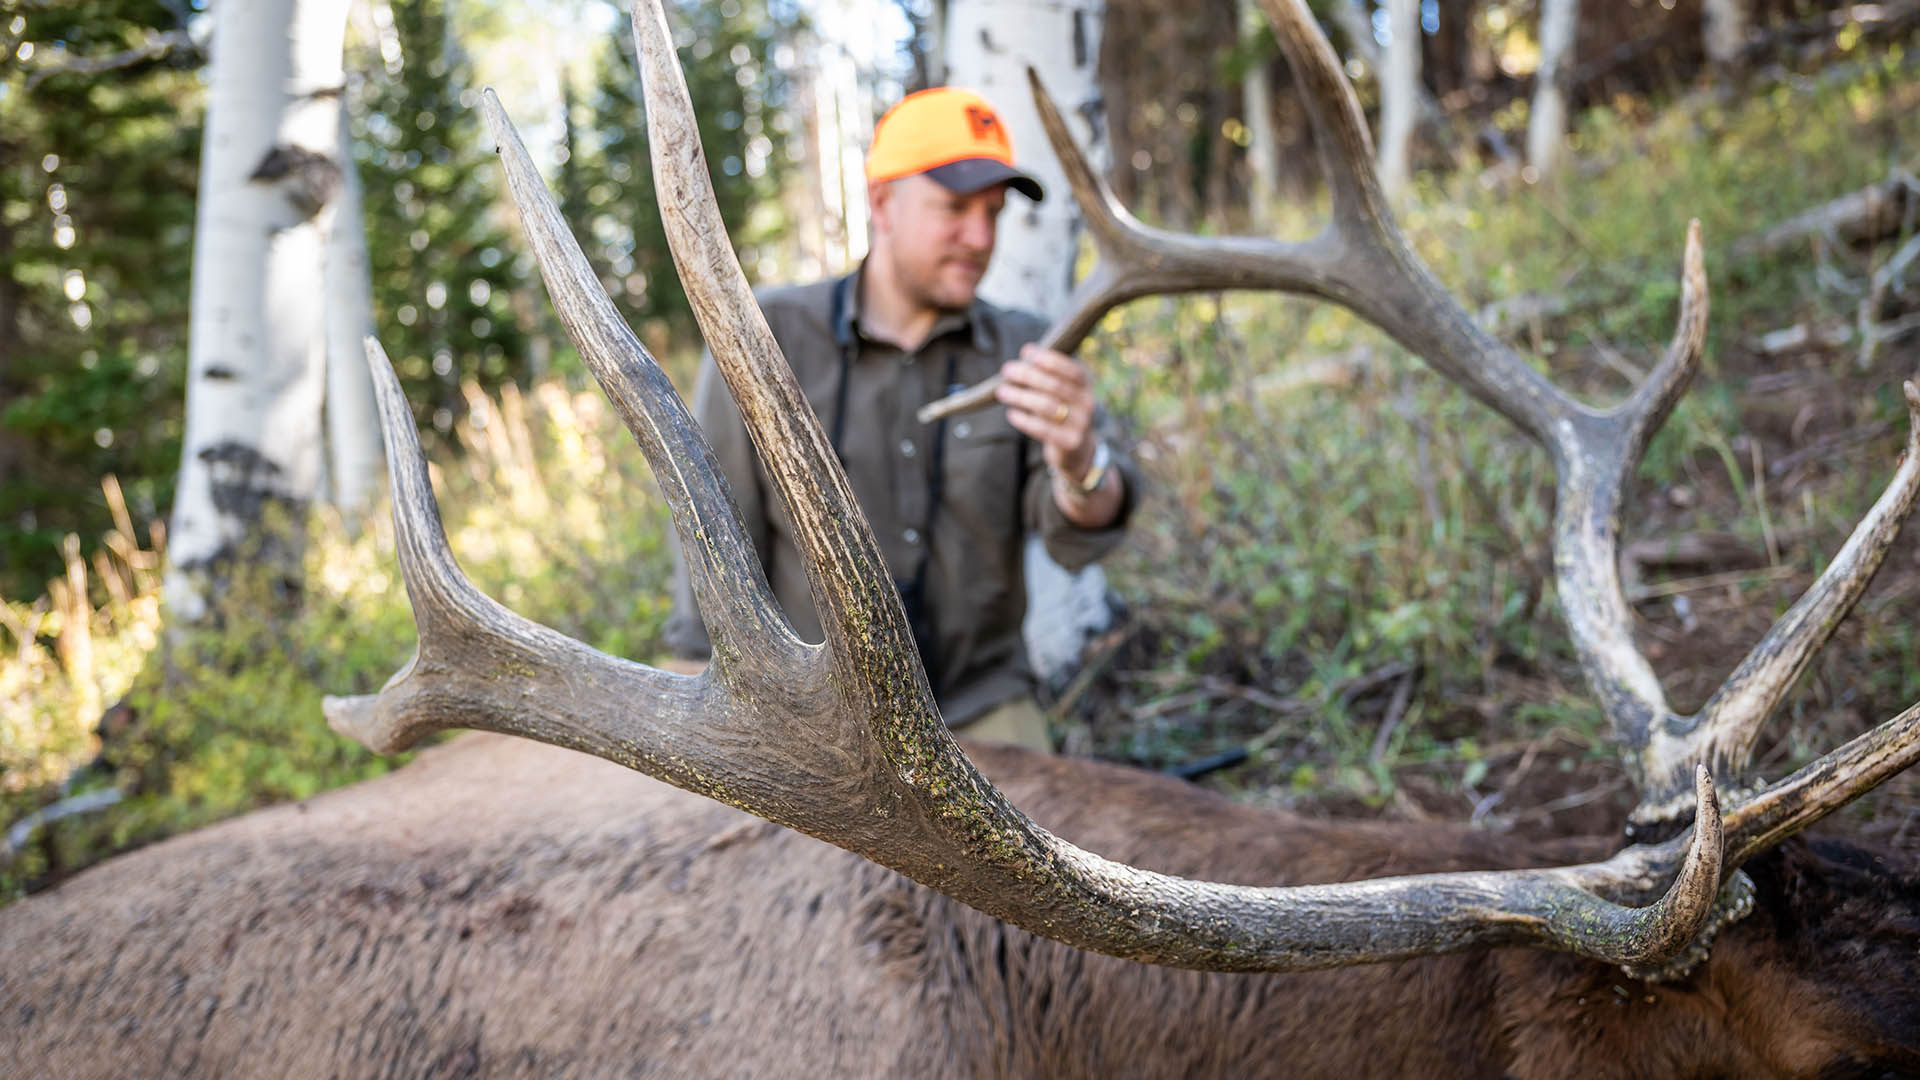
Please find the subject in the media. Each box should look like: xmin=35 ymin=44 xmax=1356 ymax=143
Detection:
xmin=924 ymin=158 xmax=1044 ymax=203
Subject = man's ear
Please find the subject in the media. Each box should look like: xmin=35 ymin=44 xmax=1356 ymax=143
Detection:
xmin=866 ymin=178 xmax=893 ymax=236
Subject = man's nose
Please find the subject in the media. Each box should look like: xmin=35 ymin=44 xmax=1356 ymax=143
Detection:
xmin=958 ymin=206 xmax=997 ymax=251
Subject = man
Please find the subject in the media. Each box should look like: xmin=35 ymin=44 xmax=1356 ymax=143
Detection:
xmin=664 ymin=87 xmax=1136 ymax=752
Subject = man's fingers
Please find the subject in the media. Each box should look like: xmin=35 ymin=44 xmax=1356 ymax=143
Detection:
xmin=999 ymin=358 xmax=1081 ymax=404
xmin=997 ymin=382 xmax=1076 ymax=426
xmin=1017 ymin=345 xmax=1090 ymax=385
xmin=1005 ymin=401 xmax=1075 ymax=448
xmin=999 ymin=381 xmax=1095 ymax=476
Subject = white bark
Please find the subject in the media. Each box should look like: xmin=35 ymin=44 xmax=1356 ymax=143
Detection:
xmin=925 ymin=0 xmax=949 ymax=87
xmin=324 ymin=102 xmax=382 ymax=519
xmin=945 ymin=0 xmax=1114 ymax=689
xmin=167 ymin=0 xmax=353 ymax=622
xmin=1702 ymin=0 xmax=1748 ymax=67
xmin=1378 ymin=0 xmax=1420 ymax=197
xmin=1239 ymin=0 xmax=1278 ymax=228
xmin=945 ymin=0 xmax=1106 ymax=319
xmin=1331 ymin=0 xmax=1383 ymax=71
xmin=1527 ymin=0 xmax=1579 ymax=182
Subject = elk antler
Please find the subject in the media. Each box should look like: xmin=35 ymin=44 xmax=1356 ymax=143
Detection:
xmin=925 ymin=0 xmax=1920 ymax=847
xmin=323 ymin=0 xmax=1732 ymax=974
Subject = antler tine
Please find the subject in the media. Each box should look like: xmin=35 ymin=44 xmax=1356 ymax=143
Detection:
xmin=1249 ymin=0 xmax=1383 ymax=232
xmin=918 ymin=67 xmax=1349 ymax=424
xmin=478 ymin=90 xmax=813 ymax=689
xmin=1549 ymin=227 xmax=1708 ymax=807
xmin=1724 ymin=699 xmax=1920 ymax=867
xmin=1615 ymin=222 xmax=1711 ymax=462
xmin=320 ymin=338 xmax=717 ymax=761
xmin=1632 ymin=382 xmax=1920 ymax=827
xmin=626 ymin=0 xmax=932 ymax=729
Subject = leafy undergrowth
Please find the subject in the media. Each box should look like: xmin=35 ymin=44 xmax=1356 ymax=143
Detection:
xmin=5 ymin=42 xmax=1920 ymax=901
xmin=1062 ymin=42 xmax=1920 ymax=852
xmin=0 ymin=382 xmax=674 ymax=901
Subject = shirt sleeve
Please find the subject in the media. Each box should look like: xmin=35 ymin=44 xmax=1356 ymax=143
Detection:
xmin=663 ymin=350 xmax=773 ymax=660
xmin=1021 ymin=405 xmax=1141 ymax=573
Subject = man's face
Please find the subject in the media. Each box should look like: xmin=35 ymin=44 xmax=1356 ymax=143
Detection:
xmin=871 ymin=173 xmax=1008 ymax=311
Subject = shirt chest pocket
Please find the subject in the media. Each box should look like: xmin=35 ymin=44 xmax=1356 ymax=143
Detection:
xmin=939 ymin=419 xmax=1026 ymax=546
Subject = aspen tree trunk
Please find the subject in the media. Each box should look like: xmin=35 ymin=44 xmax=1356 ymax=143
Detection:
xmin=324 ymin=102 xmax=382 ymax=519
xmin=1239 ymin=0 xmax=1279 ymax=229
xmin=926 ymin=0 xmax=949 ymax=87
xmin=945 ymin=0 xmax=1114 ymax=688
xmin=945 ymin=0 xmax=1106 ymax=319
xmin=167 ymin=0 xmax=353 ymax=622
xmin=1527 ymin=0 xmax=1579 ymax=181
xmin=1378 ymin=0 xmax=1421 ymax=197
xmin=1702 ymin=0 xmax=1749 ymax=69
xmin=1331 ymin=0 xmax=1383 ymax=71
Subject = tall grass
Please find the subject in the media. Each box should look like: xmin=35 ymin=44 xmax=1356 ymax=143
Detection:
xmin=0 ymin=379 xmax=675 ymax=899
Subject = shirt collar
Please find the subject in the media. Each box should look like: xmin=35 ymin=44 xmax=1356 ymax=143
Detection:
xmin=843 ymin=258 xmax=994 ymax=355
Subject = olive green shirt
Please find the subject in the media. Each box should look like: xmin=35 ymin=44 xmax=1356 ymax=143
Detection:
xmin=664 ymin=268 xmax=1137 ymax=725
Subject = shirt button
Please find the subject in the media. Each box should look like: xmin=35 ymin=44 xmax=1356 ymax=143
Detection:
xmin=903 ymin=527 xmax=920 ymax=545
xmin=955 ymin=421 xmax=971 ymax=439
xmin=899 ymin=439 xmax=916 ymax=458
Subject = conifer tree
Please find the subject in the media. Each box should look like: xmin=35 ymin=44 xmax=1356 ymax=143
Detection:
xmin=570 ymin=0 xmax=801 ymax=346
xmin=0 ymin=1 xmax=202 ymax=596
xmin=352 ymin=0 xmax=528 ymax=441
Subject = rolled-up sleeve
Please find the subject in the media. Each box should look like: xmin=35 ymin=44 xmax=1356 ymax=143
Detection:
xmin=663 ymin=352 xmax=771 ymax=660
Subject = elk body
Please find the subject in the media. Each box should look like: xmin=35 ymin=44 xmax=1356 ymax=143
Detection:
xmin=7 ymin=0 xmax=1920 ymax=1075
xmin=6 ymin=733 xmax=1918 ymax=1079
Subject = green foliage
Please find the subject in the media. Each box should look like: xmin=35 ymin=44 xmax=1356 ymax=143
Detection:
xmin=352 ymin=0 xmax=534 ymax=442
xmin=1 ymin=0 xmax=811 ymax=601
xmin=567 ymin=0 xmax=804 ymax=350
xmin=2 ymin=381 xmax=677 ymax=902
xmin=0 ymin=1 xmax=200 ymax=596
xmin=1073 ymin=49 xmax=1920 ymax=814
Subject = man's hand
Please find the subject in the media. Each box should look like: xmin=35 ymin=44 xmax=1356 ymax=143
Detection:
xmin=996 ymin=344 xmax=1124 ymax=528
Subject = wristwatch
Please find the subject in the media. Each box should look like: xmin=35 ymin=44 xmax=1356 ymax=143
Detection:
xmin=1072 ymin=440 xmax=1111 ymax=495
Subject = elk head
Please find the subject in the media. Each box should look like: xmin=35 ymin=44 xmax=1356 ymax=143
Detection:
xmin=323 ymin=0 xmax=1919 ymax=1001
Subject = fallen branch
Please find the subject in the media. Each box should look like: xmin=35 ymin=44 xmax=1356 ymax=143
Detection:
xmin=1767 ymin=420 xmax=1895 ymax=477
xmin=1627 ymin=565 xmax=1801 ymax=603
xmin=1857 ymin=228 xmax=1920 ymax=367
xmin=1751 ymin=321 xmax=1855 ymax=357
xmin=1734 ymin=167 xmax=1920 ymax=260
xmin=2 ymin=787 xmax=126 ymax=863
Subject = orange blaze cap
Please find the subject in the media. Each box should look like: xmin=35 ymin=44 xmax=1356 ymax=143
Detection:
xmin=865 ymin=87 xmax=1044 ymax=202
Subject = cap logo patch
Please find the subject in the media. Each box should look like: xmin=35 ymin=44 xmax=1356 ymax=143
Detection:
xmin=966 ymin=105 xmax=1007 ymax=148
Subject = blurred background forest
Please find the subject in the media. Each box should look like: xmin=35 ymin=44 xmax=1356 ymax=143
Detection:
xmin=3 ymin=0 xmax=1918 ymax=897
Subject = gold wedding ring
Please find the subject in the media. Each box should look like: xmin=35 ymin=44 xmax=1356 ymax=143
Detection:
xmin=1054 ymin=403 xmax=1070 ymax=423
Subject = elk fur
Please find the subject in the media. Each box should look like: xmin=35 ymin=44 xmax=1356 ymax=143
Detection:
xmin=4 ymin=733 xmax=1914 ymax=1078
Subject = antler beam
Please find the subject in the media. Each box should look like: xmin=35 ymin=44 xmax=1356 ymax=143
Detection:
xmin=323 ymin=0 xmax=1735 ymax=975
